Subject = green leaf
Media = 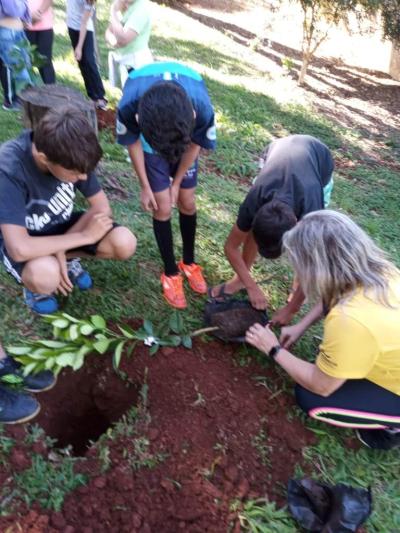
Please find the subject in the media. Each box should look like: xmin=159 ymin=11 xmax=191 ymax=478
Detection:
xmin=69 ymin=324 xmax=79 ymax=341
xmin=143 ymin=319 xmax=154 ymax=336
xmin=93 ymin=339 xmax=111 ymax=354
xmin=169 ymin=311 xmax=183 ymax=334
xmin=61 ymin=313 xmax=80 ymax=323
xmin=182 ymin=335 xmax=192 ymax=349
xmin=52 ymin=319 xmax=69 ymax=329
xmin=23 ymin=362 xmax=38 ymax=376
xmin=165 ymin=335 xmax=181 ymax=347
xmin=72 ymin=352 xmax=84 ymax=371
xmin=80 ymin=324 xmax=94 ymax=336
xmin=1 ymin=374 xmax=24 ymax=385
xmin=44 ymin=357 xmax=55 ymax=370
xmin=113 ymin=341 xmax=125 ymax=369
xmin=6 ymin=346 xmax=32 ymax=356
xmin=149 ymin=343 xmax=159 ymax=356
xmin=91 ymin=315 xmax=106 ymax=329
xmin=55 ymin=353 xmax=76 ymax=366
xmin=118 ymin=325 xmax=137 ymax=339
xmin=37 ymin=340 xmax=69 ymax=349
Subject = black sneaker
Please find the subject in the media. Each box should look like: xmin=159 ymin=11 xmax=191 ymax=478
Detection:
xmin=0 ymin=384 xmax=40 ymax=424
xmin=0 ymin=355 xmax=56 ymax=393
xmin=356 ymin=428 xmax=400 ymax=450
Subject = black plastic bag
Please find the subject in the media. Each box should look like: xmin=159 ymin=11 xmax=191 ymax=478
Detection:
xmin=287 ymin=478 xmax=372 ymax=532
xmin=204 ymin=298 xmax=268 ymax=342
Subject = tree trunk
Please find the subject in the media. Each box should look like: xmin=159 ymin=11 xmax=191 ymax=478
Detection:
xmin=389 ymin=42 xmax=400 ymax=81
xmin=19 ymin=84 xmax=98 ymax=135
xmin=298 ymin=51 xmax=311 ymax=85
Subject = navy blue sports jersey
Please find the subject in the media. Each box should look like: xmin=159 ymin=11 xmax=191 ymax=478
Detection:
xmin=117 ymin=62 xmax=216 ymax=152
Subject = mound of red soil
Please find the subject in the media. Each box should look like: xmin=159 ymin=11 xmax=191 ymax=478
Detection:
xmin=0 ymin=329 xmax=315 ymax=533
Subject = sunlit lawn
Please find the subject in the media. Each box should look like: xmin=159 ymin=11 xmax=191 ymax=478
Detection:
xmin=0 ymin=1 xmax=399 ymax=530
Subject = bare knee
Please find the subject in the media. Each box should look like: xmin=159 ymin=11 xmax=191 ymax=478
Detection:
xmin=178 ymin=191 xmax=196 ymax=215
xmin=107 ymin=227 xmax=137 ymax=260
xmin=22 ymin=256 xmax=60 ymax=294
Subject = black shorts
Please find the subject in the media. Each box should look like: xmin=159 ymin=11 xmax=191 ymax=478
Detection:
xmin=0 ymin=211 xmax=119 ymax=283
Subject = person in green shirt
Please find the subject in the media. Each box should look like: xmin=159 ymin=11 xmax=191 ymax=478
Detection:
xmin=106 ymin=0 xmax=153 ymax=88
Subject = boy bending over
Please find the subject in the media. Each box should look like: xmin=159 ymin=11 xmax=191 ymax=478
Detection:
xmin=0 ymin=106 xmax=137 ymax=313
xmin=117 ymin=62 xmax=216 ymax=309
xmin=209 ymin=134 xmax=334 ymax=325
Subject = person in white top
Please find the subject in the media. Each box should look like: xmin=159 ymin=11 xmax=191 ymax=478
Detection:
xmin=66 ymin=0 xmax=107 ymax=109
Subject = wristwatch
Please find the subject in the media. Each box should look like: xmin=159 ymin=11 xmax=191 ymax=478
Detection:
xmin=268 ymin=344 xmax=282 ymax=360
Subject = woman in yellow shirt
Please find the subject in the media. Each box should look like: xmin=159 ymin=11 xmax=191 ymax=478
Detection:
xmin=246 ymin=210 xmax=400 ymax=450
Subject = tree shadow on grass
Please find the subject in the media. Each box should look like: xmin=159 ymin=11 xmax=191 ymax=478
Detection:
xmin=174 ymin=4 xmax=400 ymax=141
xmin=152 ymin=35 xmax=253 ymax=77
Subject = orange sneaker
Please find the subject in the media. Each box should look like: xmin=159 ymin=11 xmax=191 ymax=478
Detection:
xmin=178 ymin=261 xmax=207 ymax=294
xmin=161 ymin=273 xmax=187 ymax=309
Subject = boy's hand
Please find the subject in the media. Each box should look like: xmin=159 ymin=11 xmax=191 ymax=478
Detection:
xmin=81 ymin=213 xmax=113 ymax=243
xmin=55 ymin=251 xmax=74 ymax=296
xmin=170 ymin=182 xmax=180 ymax=207
xmin=247 ymin=284 xmax=268 ymax=310
xmin=270 ymin=304 xmax=297 ymax=327
xmin=279 ymin=323 xmax=305 ymax=349
xmin=140 ymin=188 xmax=158 ymax=212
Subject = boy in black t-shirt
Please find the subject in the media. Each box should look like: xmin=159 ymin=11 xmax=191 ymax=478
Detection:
xmin=0 ymin=106 xmax=137 ymax=314
xmin=209 ymin=135 xmax=334 ymax=326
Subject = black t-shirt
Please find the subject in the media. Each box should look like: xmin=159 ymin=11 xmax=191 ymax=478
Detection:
xmin=0 ymin=131 xmax=101 ymax=248
xmin=237 ymin=135 xmax=334 ymax=232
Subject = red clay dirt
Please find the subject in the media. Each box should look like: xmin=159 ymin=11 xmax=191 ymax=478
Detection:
xmin=0 ymin=325 xmax=316 ymax=532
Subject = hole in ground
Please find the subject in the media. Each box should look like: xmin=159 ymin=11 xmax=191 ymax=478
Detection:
xmin=34 ymin=355 xmax=139 ymax=456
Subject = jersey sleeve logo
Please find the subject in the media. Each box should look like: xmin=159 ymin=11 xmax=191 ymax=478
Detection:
xmin=116 ymin=119 xmax=128 ymax=136
xmin=206 ymin=125 xmax=216 ymax=141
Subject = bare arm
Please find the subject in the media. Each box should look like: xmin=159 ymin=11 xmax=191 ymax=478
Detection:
xmin=74 ymin=8 xmax=93 ymax=60
xmin=1 ymin=215 xmax=112 ymax=263
xmin=223 ymin=224 xmax=267 ymax=309
xmin=246 ymin=323 xmax=345 ymax=397
xmin=279 ymin=301 xmax=324 ymax=349
xmin=173 ymin=143 xmax=201 ymax=186
xmin=63 ymin=191 xmax=112 ymax=234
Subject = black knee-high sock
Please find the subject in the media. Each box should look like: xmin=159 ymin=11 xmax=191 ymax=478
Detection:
xmin=153 ymin=219 xmax=178 ymax=276
xmin=179 ymin=212 xmax=197 ymax=265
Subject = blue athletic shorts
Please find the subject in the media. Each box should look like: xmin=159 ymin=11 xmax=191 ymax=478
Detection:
xmin=144 ymin=152 xmax=198 ymax=193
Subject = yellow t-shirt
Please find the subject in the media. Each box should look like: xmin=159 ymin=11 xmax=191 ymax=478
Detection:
xmin=316 ymin=276 xmax=400 ymax=395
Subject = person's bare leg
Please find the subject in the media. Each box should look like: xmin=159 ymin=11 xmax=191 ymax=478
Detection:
xmin=21 ymin=256 xmax=61 ymax=294
xmin=0 ymin=343 xmax=6 ymax=361
xmin=211 ymin=232 xmax=258 ymax=297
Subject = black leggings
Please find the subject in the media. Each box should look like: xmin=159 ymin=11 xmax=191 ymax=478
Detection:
xmin=296 ymin=379 xmax=400 ymax=429
xmin=68 ymin=28 xmax=105 ymax=101
xmin=25 ymin=29 xmax=55 ymax=84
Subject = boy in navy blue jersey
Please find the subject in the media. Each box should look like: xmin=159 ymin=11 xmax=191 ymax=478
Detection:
xmin=0 ymin=106 xmax=137 ymax=314
xmin=117 ymin=61 xmax=216 ymax=308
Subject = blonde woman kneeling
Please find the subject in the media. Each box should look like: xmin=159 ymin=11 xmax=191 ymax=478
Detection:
xmin=246 ymin=210 xmax=400 ymax=450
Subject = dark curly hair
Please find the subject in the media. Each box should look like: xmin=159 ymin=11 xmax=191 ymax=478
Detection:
xmin=138 ymin=82 xmax=195 ymax=163
xmin=34 ymin=106 xmax=102 ymax=173
xmin=252 ymin=199 xmax=297 ymax=259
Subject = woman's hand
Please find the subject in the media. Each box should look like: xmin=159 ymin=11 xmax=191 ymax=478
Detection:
xmin=279 ymin=323 xmax=306 ymax=349
xmin=246 ymin=323 xmax=279 ymax=354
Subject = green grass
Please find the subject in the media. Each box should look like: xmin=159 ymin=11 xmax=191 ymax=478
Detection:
xmin=0 ymin=0 xmax=399 ymax=530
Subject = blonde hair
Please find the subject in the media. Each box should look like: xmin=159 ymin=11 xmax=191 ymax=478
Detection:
xmin=282 ymin=210 xmax=399 ymax=309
